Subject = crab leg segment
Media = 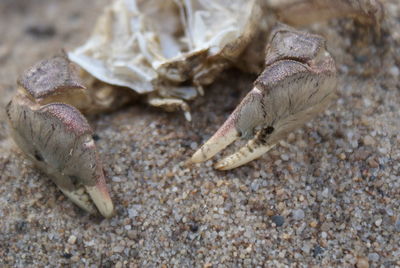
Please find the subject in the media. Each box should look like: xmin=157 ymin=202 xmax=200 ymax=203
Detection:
xmin=6 ymin=53 xmax=114 ymax=217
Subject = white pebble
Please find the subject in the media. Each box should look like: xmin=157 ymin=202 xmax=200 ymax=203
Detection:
xmin=292 ymin=209 xmax=305 ymax=220
xmin=128 ymin=208 xmax=139 ymax=218
xmin=67 ymin=235 xmax=77 ymax=245
xmin=281 ymin=154 xmax=289 ymax=161
xmin=113 ymin=246 xmax=125 ymax=253
xmin=321 ymin=188 xmax=329 ymax=198
xmin=390 ymin=66 xmax=399 ymax=77
xmin=190 ymin=142 xmax=198 ymax=150
xmin=374 ymin=218 xmax=382 ymax=227
xmin=112 ymin=176 xmax=122 ymax=182
xmin=368 ymin=253 xmax=380 ymax=262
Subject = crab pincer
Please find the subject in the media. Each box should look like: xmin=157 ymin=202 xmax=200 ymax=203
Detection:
xmin=192 ymin=25 xmax=338 ymax=170
xmin=6 ymin=53 xmax=114 ymax=217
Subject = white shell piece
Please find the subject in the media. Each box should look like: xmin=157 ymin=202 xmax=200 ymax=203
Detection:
xmin=68 ymin=0 xmax=260 ymax=97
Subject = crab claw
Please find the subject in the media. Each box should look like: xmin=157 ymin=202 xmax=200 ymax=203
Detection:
xmin=191 ymin=87 xmax=263 ymax=164
xmin=192 ymin=24 xmax=338 ymax=170
xmin=6 ymin=53 xmax=114 ymax=217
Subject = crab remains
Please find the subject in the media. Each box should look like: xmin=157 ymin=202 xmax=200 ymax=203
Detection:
xmin=6 ymin=0 xmax=383 ymax=216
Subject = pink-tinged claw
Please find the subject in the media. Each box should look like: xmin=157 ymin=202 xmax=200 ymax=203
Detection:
xmin=85 ymin=182 xmax=114 ymax=218
xmin=6 ymin=94 xmax=114 ymax=217
xmin=191 ymin=86 xmax=265 ymax=163
xmin=6 ymin=53 xmax=115 ymax=217
xmin=192 ymin=24 xmax=337 ymax=169
xmin=191 ymin=121 xmax=239 ymax=163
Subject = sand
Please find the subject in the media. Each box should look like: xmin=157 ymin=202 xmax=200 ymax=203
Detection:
xmin=0 ymin=0 xmax=399 ymax=267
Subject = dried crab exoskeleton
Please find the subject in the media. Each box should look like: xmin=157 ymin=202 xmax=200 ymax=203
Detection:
xmin=6 ymin=0 xmax=384 ymax=217
xmin=68 ymin=0 xmax=261 ymax=121
xmin=6 ymin=53 xmax=119 ymax=218
xmin=191 ymin=24 xmax=337 ymax=169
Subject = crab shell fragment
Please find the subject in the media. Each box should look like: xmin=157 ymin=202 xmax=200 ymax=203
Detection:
xmin=68 ymin=0 xmax=261 ymax=120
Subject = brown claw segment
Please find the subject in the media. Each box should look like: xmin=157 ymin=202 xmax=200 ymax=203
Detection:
xmin=6 ymin=55 xmax=114 ymax=217
xmin=17 ymin=51 xmax=86 ymax=102
xmin=192 ymin=25 xmax=337 ymax=169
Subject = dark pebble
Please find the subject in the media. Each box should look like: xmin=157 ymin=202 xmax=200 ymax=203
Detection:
xmin=130 ymin=249 xmax=139 ymax=259
xmin=271 ymin=215 xmax=285 ymax=227
xmin=312 ymin=245 xmax=324 ymax=258
xmin=15 ymin=220 xmax=28 ymax=233
xmin=101 ymin=260 xmax=113 ymax=268
xmin=189 ymin=223 xmax=199 ymax=233
xmin=62 ymin=253 xmax=72 ymax=259
xmin=92 ymin=134 xmax=100 ymax=141
xmin=25 ymin=24 xmax=56 ymax=39
xmin=354 ymin=55 xmax=369 ymax=64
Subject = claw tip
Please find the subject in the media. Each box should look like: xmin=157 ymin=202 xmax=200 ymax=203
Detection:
xmin=191 ymin=148 xmax=207 ymax=163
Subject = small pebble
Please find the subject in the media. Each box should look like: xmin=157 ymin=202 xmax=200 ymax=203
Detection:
xmin=62 ymin=252 xmax=72 ymax=259
xmin=112 ymin=176 xmax=122 ymax=182
xmin=321 ymin=188 xmax=329 ymax=198
xmin=363 ymin=135 xmax=376 ymax=146
xmin=25 ymin=24 xmax=56 ymax=39
xmin=312 ymin=245 xmax=324 ymax=258
xmin=320 ymin=232 xmax=327 ymax=239
xmin=128 ymin=208 xmax=139 ymax=218
xmin=189 ymin=223 xmax=199 ymax=233
xmin=368 ymin=158 xmax=379 ymax=169
xmin=113 ymin=246 xmax=125 ymax=253
xmin=282 ymin=233 xmax=291 ymax=240
xmin=190 ymin=142 xmax=198 ymax=150
xmin=271 ymin=215 xmax=285 ymax=227
xmin=356 ymin=256 xmax=369 ymax=268
xmin=127 ymin=230 xmax=139 ymax=240
xmin=67 ymin=235 xmax=77 ymax=245
xmin=281 ymin=154 xmax=289 ymax=161
xmin=374 ymin=218 xmax=382 ymax=227
xmin=292 ymin=209 xmax=305 ymax=220
xmin=287 ymin=133 xmax=296 ymax=142
xmin=395 ymin=216 xmax=400 ymax=232
xmin=355 ymin=149 xmax=371 ymax=161
xmin=389 ymin=65 xmax=399 ymax=77
xmin=368 ymin=253 xmax=380 ymax=262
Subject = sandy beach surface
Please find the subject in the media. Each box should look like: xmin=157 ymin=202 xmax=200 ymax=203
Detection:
xmin=0 ymin=0 xmax=399 ymax=267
